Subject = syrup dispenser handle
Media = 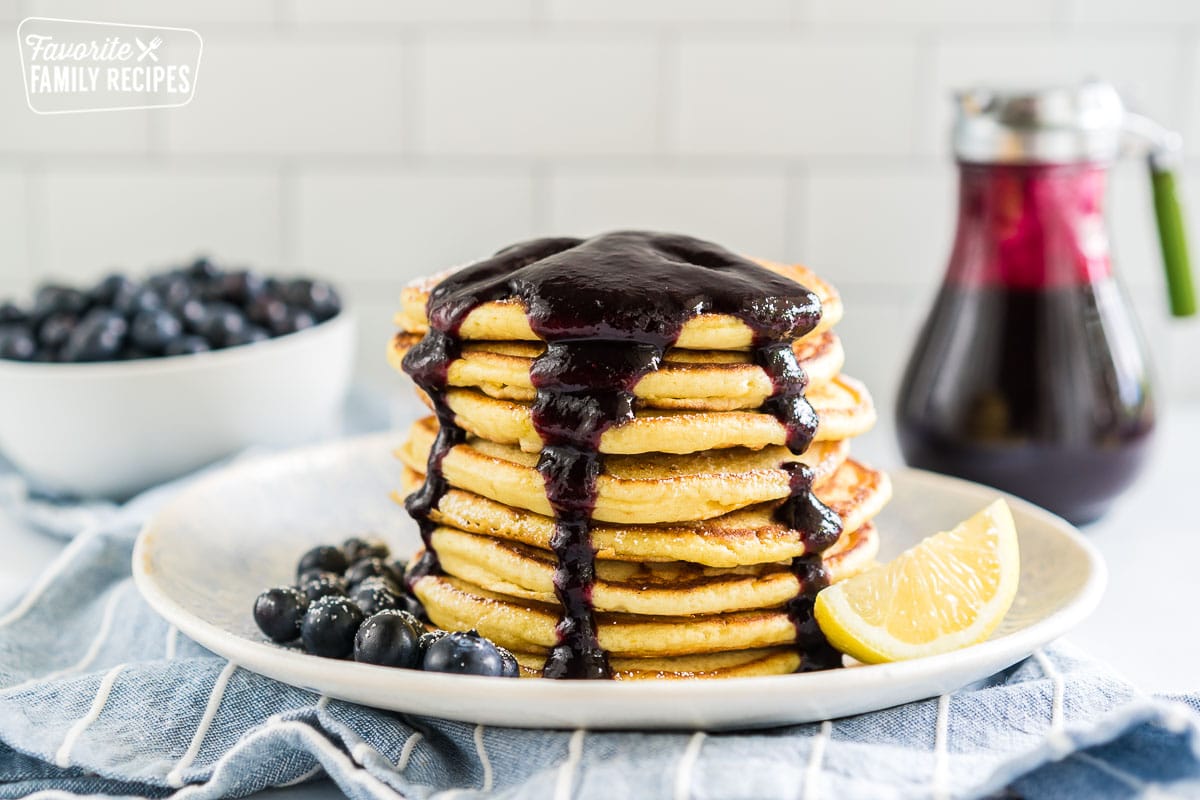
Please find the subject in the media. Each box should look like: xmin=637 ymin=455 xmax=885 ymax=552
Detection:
xmin=1150 ymin=156 xmax=1196 ymax=317
xmin=1127 ymin=113 xmax=1196 ymax=317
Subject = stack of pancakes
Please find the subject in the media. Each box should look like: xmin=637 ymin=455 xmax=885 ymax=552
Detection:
xmin=390 ymin=257 xmax=890 ymax=679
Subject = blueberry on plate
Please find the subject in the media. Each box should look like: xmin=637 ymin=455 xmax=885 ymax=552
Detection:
xmin=253 ymin=586 xmax=309 ymax=643
xmin=130 ymin=309 xmax=184 ymax=354
xmin=354 ymin=609 xmax=423 ymax=668
xmin=497 ymin=646 xmax=521 ymax=678
xmin=300 ymin=573 xmax=348 ymax=602
xmin=111 ymin=283 xmax=162 ymax=318
xmin=223 ymin=324 xmax=269 ymax=348
xmin=300 ymin=595 xmax=364 ymax=658
xmin=282 ymin=278 xmax=341 ymax=322
xmin=218 ymin=270 xmax=268 ymax=305
xmin=178 ymin=298 xmax=208 ymax=333
xmin=422 ymin=630 xmax=505 ymax=677
xmin=187 ymin=256 xmax=222 ymax=282
xmin=344 ymin=557 xmax=392 ymax=588
xmin=196 ymin=303 xmax=247 ymax=348
xmin=0 ymin=302 xmax=27 ymax=325
xmin=297 ymin=544 xmax=348 ymax=578
xmin=154 ymin=273 xmax=194 ymax=312
xmin=163 ymin=335 xmax=211 ymax=357
xmin=89 ymin=273 xmax=136 ymax=307
xmin=350 ymin=577 xmax=400 ymax=617
xmin=60 ymin=310 xmax=127 ymax=362
xmin=343 ymin=536 xmax=389 ymax=564
xmin=37 ymin=312 xmax=77 ymax=351
xmin=32 ymin=284 xmax=90 ymax=323
xmin=273 ymin=307 xmax=315 ymax=336
xmin=0 ymin=327 xmax=36 ymax=361
xmin=417 ymin=629 xmax=448 ymax=661
xmin=246 ymin=296 xmax=288 ymax=333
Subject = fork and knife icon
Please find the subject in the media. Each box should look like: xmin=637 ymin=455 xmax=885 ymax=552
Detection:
xmin=134 ymin=36 xmax=163 ymax=62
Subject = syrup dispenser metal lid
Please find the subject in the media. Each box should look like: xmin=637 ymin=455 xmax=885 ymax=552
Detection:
xmin=953 ymin=80 xmax=1128 ymax=164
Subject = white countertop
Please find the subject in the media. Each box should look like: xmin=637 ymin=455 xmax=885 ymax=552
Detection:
xmin=2 ymin=408 xmax=1197 ymax=797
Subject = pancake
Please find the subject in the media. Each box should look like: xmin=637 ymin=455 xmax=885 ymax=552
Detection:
xmin=426 ymin=522 xmax=877 ymax=616
xmin=388 ymin=330 xmax=846 ymax=411
xmin=396 ymin=259 xmax=843 ymax=350
xmin=507 ymin=648 xmax=803 ymax=680
xmin=398 ymin=416 xmax=850 ymax=524
xmin=397 ymin=457 xmax=891 ymax=567
xmin=424 ymin=376 xmax=875 ymax=454
xmin=415 ymin=574 xmax=805 ymax=657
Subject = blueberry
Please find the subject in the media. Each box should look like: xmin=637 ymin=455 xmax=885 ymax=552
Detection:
xmin=497 ymin=646 xmax=521 ymax=678
xmin=247 ymin=296 xmax=288 ymax=333
xmin=273 ymin=307 xmax=315 ymax=336
xmin=0 ymin=302 xmax=27 ymax=325
xmin=156 ymin=273 xmax=194 ymax=311
xmin=344 ymin=557 xmax=394 ymax=589
xmin=187 ymin=256 xmax=222 ymax=282
xmin=179 ymin=299 xmax=208 ymax=332
xmin=112 ymin=283 xmax=162 ymax=319
xmin=297 ymin=545 xmax=348 ymax=578
xmin=354 ymin=610 xmax=423 ymax=668
xmin=300 ymin=573 xmax=348 ymax=602
xmin=32 ymin=284 xmax=89 ymax=323
xmin=0 ymin=327 xmax=36 ymax=361
xmin=89 ymin=273 xmax=136 ymax=307
xmin=163 ymin=335 xmax=210 ymax=357
xmin=130 ymin=309 xmax=183 ymax=354
xmin=121 ymin=347 xmax=153 ymax=361
xmin=342 ymin=536 xmax=389 ymax=564
xmin=218 ymin=270 xmax=268 ymax=305
xmin=351 ymin=578 xmax=400 ymax=617
xmin=422 ymin=630 xmax=505 ymax=677
xmin=254 ymin=586 xmax=309 ymax=643
xmin=224 ymin=324 xmax=269 ymax=348
xmin=300 ymin=595 xmax=363 ymax=658
xmin=60 ymin=310 xmax=127 ymax=362
xmin=417 ymin=629 xmax=449 ymax=661
xmin=282 ymin=278 xmax=341 ymax=321
xmin=400 ymin=593 xmax=427 ymax=620
xmin=36 ymin=312 xmax=76 ymax=351
xmin=196 ymin=303 xmax=247 ymax=347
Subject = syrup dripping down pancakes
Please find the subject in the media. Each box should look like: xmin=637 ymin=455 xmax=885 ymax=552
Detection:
xmin=392 ymin=232 xmax=890 ymax=679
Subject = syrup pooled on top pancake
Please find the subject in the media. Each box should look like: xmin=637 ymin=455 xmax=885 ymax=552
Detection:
xmin=400 ymin=231 xmax=845 ymax=679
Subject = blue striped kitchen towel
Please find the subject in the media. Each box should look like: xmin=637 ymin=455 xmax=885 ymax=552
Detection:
xmin=2 ymin=467 xmax=1200 ymax=800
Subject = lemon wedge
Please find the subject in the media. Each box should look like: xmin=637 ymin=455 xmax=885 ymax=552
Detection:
xmin=814 ymin=499 xmax=1020 ymax=663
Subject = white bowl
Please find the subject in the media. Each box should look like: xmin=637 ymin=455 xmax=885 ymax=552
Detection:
xmin=0 ymin=312 xmax=356 ymax=499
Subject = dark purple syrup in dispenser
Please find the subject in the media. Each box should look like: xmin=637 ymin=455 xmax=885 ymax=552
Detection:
xmin=897 ymin=163 xmax=1155 ymax=525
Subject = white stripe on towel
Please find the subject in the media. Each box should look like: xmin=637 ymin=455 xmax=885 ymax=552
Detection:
xmin=165 ymin=625 xmax=179 ymax=660
xmin=5 ymin=584 xmax=125 ymax=694
xmin=932 ymin=694 xmax=952 ymax=800
xmin=801 ymin=720 xmax=832 ymax=800
xmin=1033 ymin=649 xmax=1065 ymax=731
xmin=171 ymin=720 xmax=398 ymax=800
xmin=54 ymin=663 xmax=126 ymax=767
xmin=396 ymin=732 xmax=423 ymax=772
xmin=1071 ymin=751 xmax=1147 ymax=792
xmin=673 ymin=731 xmax=706 ymax=800
xmin=0 ymin=529 xmax=99 ymax=629
xmin=166 ymin=660 xmax=239 ymax=787
xmin=474 ymin=723 xmax=493 ymax=792
xmin=555 ymin=729 xmax=586 ymax=800
xmin=274 ymin=763 xmax=323 ymax=788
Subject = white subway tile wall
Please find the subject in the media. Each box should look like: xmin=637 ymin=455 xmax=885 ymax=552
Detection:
xmin=2 ymin=0 xmax=1198 ymax=406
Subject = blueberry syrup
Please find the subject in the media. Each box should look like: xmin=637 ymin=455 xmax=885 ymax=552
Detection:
xmin=401 ymin=231 xmax=843 ymax=677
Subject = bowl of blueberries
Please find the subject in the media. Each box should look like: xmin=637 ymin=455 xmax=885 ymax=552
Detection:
xmin=0 ymin=257 xmax=355 ymax=499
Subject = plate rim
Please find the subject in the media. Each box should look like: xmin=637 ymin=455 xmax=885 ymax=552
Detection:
xmin=131 ymin=433 xmax=1107 ymax=720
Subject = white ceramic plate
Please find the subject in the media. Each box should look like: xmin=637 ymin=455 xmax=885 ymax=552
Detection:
xmin=132 ymin=433 xmax=1105 ymax=730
